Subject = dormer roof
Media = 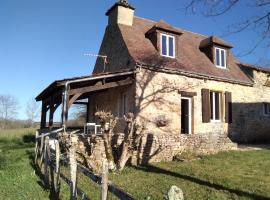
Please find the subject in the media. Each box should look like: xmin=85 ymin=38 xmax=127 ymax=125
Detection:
xmin=200 ymin=36 xmax=233 ymax=49
xmin=146 ymin=20 xmax=182 ymax=36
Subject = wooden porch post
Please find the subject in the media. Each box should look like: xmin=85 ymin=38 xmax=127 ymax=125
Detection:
xmin=41 ymin=101 xmax=47 ymax=129
xmin=49 ymin=96 xmax=55 ymax=129
xmin=61 ymin=86 xmax=70 ymax=128
xmin=86 ymin=97 xmax=90 ymax=123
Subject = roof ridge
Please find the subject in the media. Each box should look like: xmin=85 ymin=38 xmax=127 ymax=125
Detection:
xmin=134 ymin=15 xmax=157 ymax=23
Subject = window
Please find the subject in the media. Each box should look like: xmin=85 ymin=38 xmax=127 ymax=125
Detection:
xmin=119 ymin=93 xmax=128 ymax=117
xmin=215 ymin=47 xmax=226 ymax=68
xmin=263 ymin=103 xmax=270 ymax=116
xmin=160 ymin=34 xmax=175 ymax=58
xmin=210 ymin=91 xmax=221 ymax=121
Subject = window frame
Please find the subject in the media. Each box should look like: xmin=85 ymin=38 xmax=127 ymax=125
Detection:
xmin=118 ymin=92 xmax=128 ymax=117
xmin=160 ymin=33 xmax=176 ymax=58
xmin=214 ymin=46 xmax=227 ymax=69
xmin=210 ymin=91 xmax=222 ymax=122
xmin=263 ymin=103 xmax=270 ymax=116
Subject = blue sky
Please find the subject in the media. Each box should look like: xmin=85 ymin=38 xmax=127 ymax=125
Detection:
xmin=0 ymin=0 xmax=269 ymax=119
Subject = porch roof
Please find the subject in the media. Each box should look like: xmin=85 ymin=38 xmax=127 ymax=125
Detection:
xmin=35 ymin=69 xmax=136 ymax=102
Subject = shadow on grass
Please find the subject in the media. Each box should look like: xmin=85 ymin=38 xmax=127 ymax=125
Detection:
xmin=23 ymin=134 xmax=36 ymax=143
xmin=134 ymin=165 xmax=270 ymax=200
xmin=26 ymin=150 xmax=57 ymax=200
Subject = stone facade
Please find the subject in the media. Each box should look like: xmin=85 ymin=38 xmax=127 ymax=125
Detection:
xmin=135 ymin=68 xmax=270 ymax=144
xmin=93 ymin=24 xmax=133 ymax=74
xmin=83 ymin=67 xmax=270 ymax=163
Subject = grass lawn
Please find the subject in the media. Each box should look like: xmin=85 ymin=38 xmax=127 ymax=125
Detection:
xmin=0 ymin=128 xmax=50 ymax=199
xmin=0 ymin=128 xmax=270 ymax=200
xmin=110 ymin=150 xmax=270 ymax=200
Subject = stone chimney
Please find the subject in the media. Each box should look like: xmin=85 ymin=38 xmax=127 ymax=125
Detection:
xmin=106 ymin=0 xmax=135 ymax=26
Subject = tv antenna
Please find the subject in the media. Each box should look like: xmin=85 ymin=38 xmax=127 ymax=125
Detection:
xmin=84 ymin=53 xmax=108 ymax=72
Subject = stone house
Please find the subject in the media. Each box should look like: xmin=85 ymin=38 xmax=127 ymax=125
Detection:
xmin=36 ymin=0 xmax=270 ymax=163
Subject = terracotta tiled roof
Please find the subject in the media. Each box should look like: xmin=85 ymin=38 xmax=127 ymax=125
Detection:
xmin=238 ymin=62 xmax=270 ymax=73
xmin=119 ymin=16 xmax=255 ymax=85
xmin=146 ymin=20 xmax=182 ymax=36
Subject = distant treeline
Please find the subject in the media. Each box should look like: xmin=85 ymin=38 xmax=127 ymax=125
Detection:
xmin=0 ymin=119 xmax=39 ymax=130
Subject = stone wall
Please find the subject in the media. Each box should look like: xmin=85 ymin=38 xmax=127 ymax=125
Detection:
xmin=76 ymin=131 xmax=237 ymax=167
xmin=135 ymin=68 xmax=270 ymax=144
xmin=93 ymin=24 xmax=133 ymax=74
xmin=136 ymin=132 xmax=237 ymax=163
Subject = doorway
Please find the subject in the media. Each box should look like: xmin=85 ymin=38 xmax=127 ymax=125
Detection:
xmin=181 ymin=97 xmax=192 ymax=134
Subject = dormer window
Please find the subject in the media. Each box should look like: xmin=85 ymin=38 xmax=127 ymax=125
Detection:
xmin=160 ymin=34 xmax=175 ymax=58
xmin=200 ymin=36 xmax=232 ymax=69
xmin=215 ymin=47 xmax=226 ymax=68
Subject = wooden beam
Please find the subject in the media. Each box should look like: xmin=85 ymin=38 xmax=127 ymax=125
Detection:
xmin=179 ymin=91 xmax=197 ymax=97
xmin=72 ymin=102 xmax=88 ymax=105
xmin=68 ymin=93 xmax=83 ymax=108
xmin=69 ymin=78 xmax=133 ymax=96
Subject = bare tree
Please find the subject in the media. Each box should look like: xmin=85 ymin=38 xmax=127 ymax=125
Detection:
xmin=184 ymin=0 xmax=270 ymax=56
xmin=94 ymin=111 xmax=144 ymax=171
xmin=26 ymin=98 xmax=40 ymax=125
xmin=0 ymin=95 xmax=19 ymax=128
xmin=69 ymin=111 xmax=144 ymax=172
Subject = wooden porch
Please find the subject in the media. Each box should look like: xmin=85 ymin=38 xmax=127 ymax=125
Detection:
xmin=35 ymin=70 xmax=135 ymax=133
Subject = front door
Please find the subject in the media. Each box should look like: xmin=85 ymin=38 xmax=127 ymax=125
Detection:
xmin=181 ymin=97 xmax=192 ymax=134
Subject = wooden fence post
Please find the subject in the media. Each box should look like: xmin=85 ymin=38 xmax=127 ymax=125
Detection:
xmin=70 ymin=136 xmax=78 ymax=200
xmin=54 ymin=139 xmax=61 ymax=199
xmin=44 ymin=136 xmax=50 ymax=187
xmin=35 ymin=131 xmax=39 ymax=164
xmin=39 ymin=135 xmax=45 ymax=167
xmin=101 ymin=160 xmax=108 ymax=200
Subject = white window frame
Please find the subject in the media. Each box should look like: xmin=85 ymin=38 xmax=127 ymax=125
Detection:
xmin=160 ymin=33 xmax=175 ymax=58
xmin=210 ymin=91 xmax=222 ymax=122
xmin=263 ymin=103 xmax=270 ymax=116
xmin=215 ymin=47 xmax=227 ymax=69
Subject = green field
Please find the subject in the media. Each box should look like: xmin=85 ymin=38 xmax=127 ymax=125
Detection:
xmin=0 ymin=128 xmax=50 ymax=199
xmin=0 ymin=129 xmax=270 ymax=200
